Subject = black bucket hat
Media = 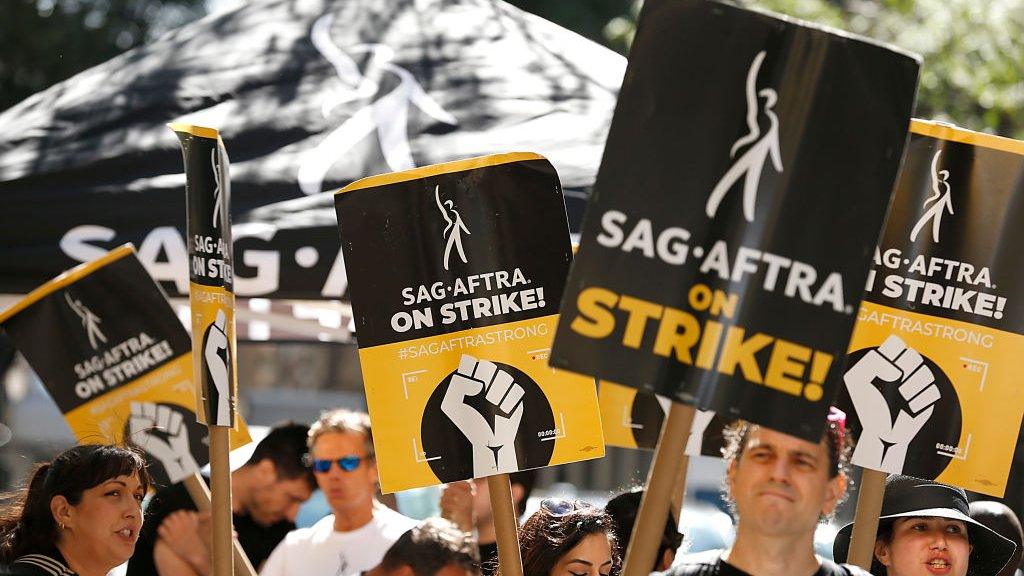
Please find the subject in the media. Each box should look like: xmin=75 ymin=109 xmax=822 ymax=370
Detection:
xmin=833 ymin=475 xmax=1016 ymax=576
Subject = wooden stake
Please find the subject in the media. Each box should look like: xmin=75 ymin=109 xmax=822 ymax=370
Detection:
xmin=487 ymin=473 xmax=523 ymax=576
xmin=183 ymin=473 xmax=257 ymax=576
xmin=210 ymin=426 xmax=234 ymax=576
xmin=847 ymin=468 xmax=887 ymax=570
xmin=669 ymin=452 xmax=690 ymax=525
xmin=623 ymin=403 xmax=695 ymax=576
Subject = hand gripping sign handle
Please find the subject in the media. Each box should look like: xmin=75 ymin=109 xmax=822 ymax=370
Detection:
xmin=488 ymin=474 xmax=524 ymax=576
xmin=623 ymin=402 xmax=695 ymax=576
xmin=183 ymin=472 xmax=257 ymax=576
xmin=847 ymin=468 xmax=887 ymax=570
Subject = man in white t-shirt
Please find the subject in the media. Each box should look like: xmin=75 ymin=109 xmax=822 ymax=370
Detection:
xmin=261 ymin=409 xmax=417 ymax=576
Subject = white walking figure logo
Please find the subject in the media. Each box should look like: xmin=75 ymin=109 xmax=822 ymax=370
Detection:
xmin=297 ymin=14 xmax=458 ymax=195
xmin=909 ymin=150 xmax=954 ymax=243
xmin=436 ymin=185 xmax=470 ymax=270
xmin=705 ymin=50 xmax=783 ymax=222
xmin=211 ymin=148 xmax=222 ymax=229
xmin=65 ymin=292 xmax=107 ymax=350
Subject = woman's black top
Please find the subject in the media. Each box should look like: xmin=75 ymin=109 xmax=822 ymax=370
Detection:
xmin=0 ymin=548 xmax=76 ymax=576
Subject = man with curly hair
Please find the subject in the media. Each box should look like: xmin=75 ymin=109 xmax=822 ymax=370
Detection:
xmin=664 ymin=408 xmax=868 ymax=576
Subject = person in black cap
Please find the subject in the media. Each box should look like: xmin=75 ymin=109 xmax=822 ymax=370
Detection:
xmin=833 ymin=475 xmax=1017 ymax=576
xmin=969 ymin=501 xmax=1023 ymax=576
xmin=605 ymin=487 xmax=683 ymax=572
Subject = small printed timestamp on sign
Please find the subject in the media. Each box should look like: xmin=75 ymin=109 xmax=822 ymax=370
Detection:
xmin=537 ymin=428 xmax=561 ymax=438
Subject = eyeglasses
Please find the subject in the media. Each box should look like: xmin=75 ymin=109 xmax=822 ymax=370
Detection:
xmin=304 ymin=454 xmax=364 ymax=473
xmin=540 ymin=498 xmax=594 ymax=517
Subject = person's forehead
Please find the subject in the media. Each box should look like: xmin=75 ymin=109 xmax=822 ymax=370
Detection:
xmin=312 ymin=430 xmax=367 ymax=454
xmin=894 ymin=516 xmax=966 ymax=526
xmin=100 ymin=473 xmax=142 ymax=488
xmin=745 ymin=426 xmax=827 ymax=457
xmin=435 ymin=564 xmax=473 ymax=576
xmin=276 ymin=475 xmax=314 ymax=498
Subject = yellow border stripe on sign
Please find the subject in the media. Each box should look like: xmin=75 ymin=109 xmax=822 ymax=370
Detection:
xmin=167 ymin=123 xmax=221 ymax=140
xmin=337 ymin=152 xmax=547 ymax=195
xmin=911 ymin=119 xmax=1024 ymax=156
xmin=0 ymin=244 xmax=136 ymax=324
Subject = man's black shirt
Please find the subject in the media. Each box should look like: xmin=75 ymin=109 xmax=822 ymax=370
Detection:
xmin=661 ymin=551 xmax=872 ymax=576
xmin=126 ymin=476 xmax=294 ymax=575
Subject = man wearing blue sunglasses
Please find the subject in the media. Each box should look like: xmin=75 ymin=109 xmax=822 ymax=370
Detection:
xmin=262 ymin=409 xmax=417 ymax=576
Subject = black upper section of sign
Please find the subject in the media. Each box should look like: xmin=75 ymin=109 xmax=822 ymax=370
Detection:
xmin=180 ymin=133 xmax=234 ymax=290
xmin=1 ymin=254 xmax=191 ymax=413
xmin=551 ymin=0 xmax=920 ymax=440
xmin=335 ymin=158 xmax=571 ymax=348
xmin=867 ymin=133 xmax=1024 ymax=334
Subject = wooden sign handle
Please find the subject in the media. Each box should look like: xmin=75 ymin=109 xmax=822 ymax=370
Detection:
xmin=847 ymin=468 xmax=887 ymax=570
xmin=670 ymin=453 xmax=690 ymax=526
xmin=209 ymin=426 xmax=234 ymax=576
xmin=622 ymin=402 xmax=695 ymax=576
xmin=487 ymin=473 xmax=524 ymax=576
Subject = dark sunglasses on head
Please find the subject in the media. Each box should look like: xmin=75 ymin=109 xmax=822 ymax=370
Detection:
xmin=303 ymin=454 xmax=364 ymax=473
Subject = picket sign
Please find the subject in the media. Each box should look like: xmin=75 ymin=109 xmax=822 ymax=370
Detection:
xmin=548 ymin=0 xmax=919 ymax=570
xmin=172 ymin=123 xmax=239 ymax=576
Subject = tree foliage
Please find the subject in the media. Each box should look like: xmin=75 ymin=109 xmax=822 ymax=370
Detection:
xmin=0 ymin=0 xmax=205 ymax=111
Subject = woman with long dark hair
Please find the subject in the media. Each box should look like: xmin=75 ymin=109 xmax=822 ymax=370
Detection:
xmin=0 ymin=444 xmax=150 ymax=576
xmin=498 ymin=498 xmax=619 ymax=576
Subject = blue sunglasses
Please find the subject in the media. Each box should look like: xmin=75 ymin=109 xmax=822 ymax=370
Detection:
xmin=306 ymin=455 xmax=363 ymax=473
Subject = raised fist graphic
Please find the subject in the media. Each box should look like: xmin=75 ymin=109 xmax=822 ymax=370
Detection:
xmin=129 ymin=402 xmax=200 ymax=483
xmin=441 ymin=354 xmax=525 ymax=477
xmin=685 ymin=409 xmax=716 ymax=457
xmin=845 ymin=335 xmax=940 ymax=473
xmin=203 ymin=309 xmax=231 ymax=425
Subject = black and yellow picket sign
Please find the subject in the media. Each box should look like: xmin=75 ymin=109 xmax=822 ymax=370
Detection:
xmin=0 ymin=245 xmax=251 ymax=486
xmin=171 ymin=123 xmax=237 ymax=428
xmin=549 ymin=0 xmax=922 ymax=442
xmin=599 ymin=381 xmax=724 ymax=457
xmin=171 ymin=123 xmax=244 ymax=576
xmin=335 ymin=153 xmax=605 ymax=494
xmin=835 ymin=120 xmax=1024 ymax=497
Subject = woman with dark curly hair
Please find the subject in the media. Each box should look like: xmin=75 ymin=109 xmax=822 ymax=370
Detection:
xmin=498 ymin=498 xmax=619 ymax=576
xmin=0 ymin=444 xmax=150 ymax=576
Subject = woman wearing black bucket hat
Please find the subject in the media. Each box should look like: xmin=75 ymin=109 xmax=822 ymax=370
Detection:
xmin=833 ymin=475 xmax=1016 ymax=576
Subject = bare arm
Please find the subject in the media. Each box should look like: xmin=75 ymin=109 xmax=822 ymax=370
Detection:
xmin=155 ymin=538 xmax=204 ymax=576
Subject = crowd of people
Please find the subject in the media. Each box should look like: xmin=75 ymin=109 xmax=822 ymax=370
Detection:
xmin=1 ymin=407 xmax=1021 ymax=576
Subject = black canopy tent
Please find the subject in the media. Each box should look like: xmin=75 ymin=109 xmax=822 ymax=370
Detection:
xmin=0 ymin=0 xmax=629 ymax=488
xmin=0 ymin=0 xmax=624 ymax=337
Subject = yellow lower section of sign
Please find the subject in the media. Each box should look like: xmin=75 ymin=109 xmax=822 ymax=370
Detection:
xmin=188 ymin=283 xmax=237 ymax=427
xmin=64 ymin=354 xmax=250 ymax=481
xmin=599 ymin=381 xmax=642 ymax=450
xmin=359 ymin=314 xmax=605 ymax=493
xmin=849 ymin=301 xmax=1024 ymax=495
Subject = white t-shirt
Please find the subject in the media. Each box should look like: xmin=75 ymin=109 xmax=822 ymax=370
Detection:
xmin=260 ymin=506 xmax=417 ymax=576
